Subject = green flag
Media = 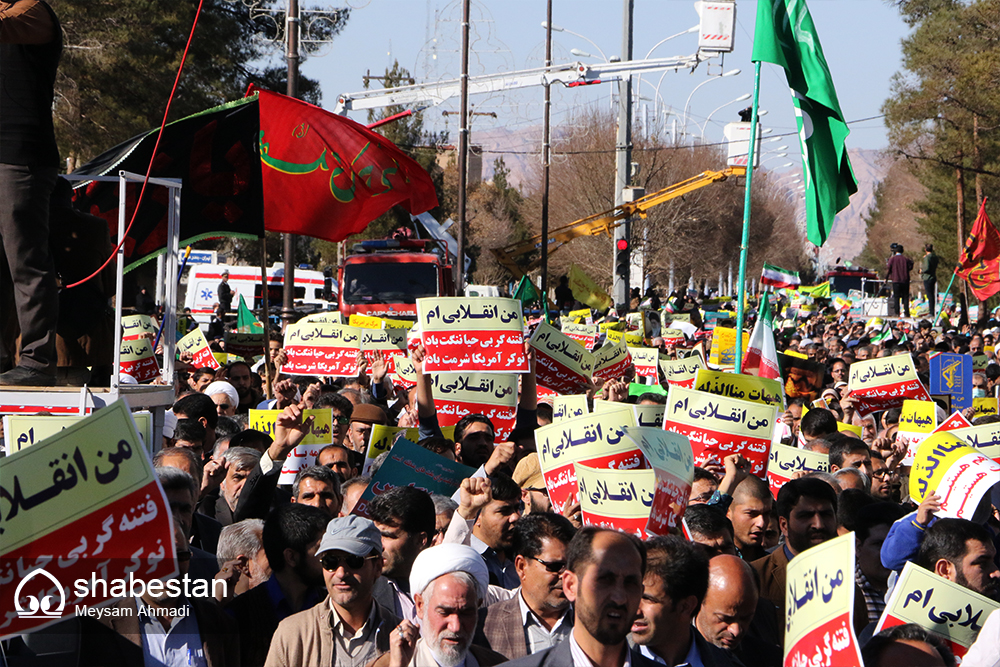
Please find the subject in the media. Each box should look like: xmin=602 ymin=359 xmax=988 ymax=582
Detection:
xmin=871 ymin=323 xmax=892 ymax=344
xmin=513 ymin=275 xmax=540 ymax=306
xmin=237 ymin=294 xmax=264 ymax=333
xmin=758 ymin=295 xmax=773 ymax=328
xmin=752 ymin=0 xmax=858 ymax=247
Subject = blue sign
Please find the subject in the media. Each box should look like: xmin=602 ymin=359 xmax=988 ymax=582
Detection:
xmin=929 ymin=353 xmax=972 ymax=410
xmin=181 ymin=250 xmax=216 ymax=265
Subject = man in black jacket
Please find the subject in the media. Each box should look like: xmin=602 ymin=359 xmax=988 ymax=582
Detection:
xmin=0 ymin=0 xmax=61 ymax=385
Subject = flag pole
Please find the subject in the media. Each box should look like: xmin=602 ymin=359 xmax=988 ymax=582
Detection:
xmin=935 ymin=271 xmax=958 ymax=326
xmin=735 ymin=61 xmax=762 ymax=375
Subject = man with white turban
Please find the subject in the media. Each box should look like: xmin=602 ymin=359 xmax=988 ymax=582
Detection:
xmin=205 ymin=380 xmax=239 ymax=416
xmin=371 ymin=543 xmax=506 ymax=667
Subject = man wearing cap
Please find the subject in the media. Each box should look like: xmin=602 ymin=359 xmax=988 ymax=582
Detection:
xmin=348 ymin=403 xmax=388 ymax=456
xmin=217 ymin=270 xmax=232 ymax=318
xmin=886 ymin=243 xmax=913 ymax=318
xmin=266 ymin=515 xmax=400 ymax=667
xmin=513 ymin=453 xmax=551 ymax=515
xmin=373 ymin=543 xmax=507 ymax=667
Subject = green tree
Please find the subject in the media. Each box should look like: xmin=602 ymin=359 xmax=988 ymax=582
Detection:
xmin=52 ymin=0 xmax=349 ymax=166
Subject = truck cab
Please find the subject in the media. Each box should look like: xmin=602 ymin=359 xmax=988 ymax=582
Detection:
xmin=338 ymin=239 xmax=454 ymax=320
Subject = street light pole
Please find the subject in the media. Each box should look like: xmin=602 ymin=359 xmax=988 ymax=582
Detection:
xmin=612 ymin=0 xmax=633 ymax=312
xmin=680 ymin=68 xmax=740 ymax=140
xmin=282 ymin=0 xmax=300 ymax=328
xmin=456 ymin=0 xmax=470 ymax=293
xmin=541 ymin=0 xmax=552 ymax=315
xmin=700 ymin=92 xmax=752 ymax=139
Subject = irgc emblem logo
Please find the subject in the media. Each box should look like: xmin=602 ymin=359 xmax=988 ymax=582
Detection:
xmin=15 ymin=567 xmax=66 ymax=619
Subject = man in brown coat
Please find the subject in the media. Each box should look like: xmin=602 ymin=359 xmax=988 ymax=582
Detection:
xmin=751 ymin=477 xmax=867 ymax=641
xmin=476 ymin=513 xmax=576 ymax=660
xmin=265 ymin=515 xmax=400 ymax=667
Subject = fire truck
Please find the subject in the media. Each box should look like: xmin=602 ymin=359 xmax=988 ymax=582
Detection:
xmin=338 ymin=239 xmax=455 ymax=319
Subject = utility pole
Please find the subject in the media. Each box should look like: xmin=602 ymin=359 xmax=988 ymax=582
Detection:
xmin=282 ymin=0 xmax=300 ymax=328
xmin=541 ymin=0 xmax=552 ymax=314
xmin=456 ymin=0 xmax=470 ymax=294
xmin=612 ymin=0 xmax=634 ymax=313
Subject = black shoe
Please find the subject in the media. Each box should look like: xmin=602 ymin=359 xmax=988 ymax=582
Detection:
xmin=0 ymin=365 xmax=56 ymax=386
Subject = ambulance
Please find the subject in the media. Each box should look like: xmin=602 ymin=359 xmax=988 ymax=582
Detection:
xmin=183 ymin=263 xmax=334 ymax=329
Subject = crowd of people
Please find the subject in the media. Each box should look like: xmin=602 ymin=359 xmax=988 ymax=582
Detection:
xmin=7 ymin=282 xmax=1000 ymax=667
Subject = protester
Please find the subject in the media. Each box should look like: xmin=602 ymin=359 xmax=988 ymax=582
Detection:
xmin=916 ymin=518 xmax=1000 ymax=601
xmin=498 ymin=527 xmax=654 ymax=667
xmin=216 ymin=519 xmax=270 ymax=600
xmin=476 ymin=513 xmax=577 ymax=659
xmin=370 ymin=485 xmax=437 ymax=622
xmin=317 ymin=443 xmax=358 ymax=481
xmin=290 ymin=465 xmax=343 ymax=518
xmin=684 ymin=504 xmax=737 ymax=558
xmin=861 ymin=623 xmax=956 ymax=667
xmin=374 ymin=543 xmax=507 ymax=667
xmin=695 ymin=555 xmax=782 ymax=667
xmin=886 ymin=243 xmax=914 ymax=317
xmin=206 ymin=380 xmax=240 ymax=417
xmin=631 ymin=536 xmax=739 ymax=666
xmin=265 ymin=515 xmax=399 ymax=667
xmin=227 ymin=504 xmax=328 ymax=667
xmin=726 ymin=476 xmax=773 ymax=562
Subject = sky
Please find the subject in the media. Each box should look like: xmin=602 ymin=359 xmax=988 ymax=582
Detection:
xmin=299 ymin=0 xmax=912 ymax=165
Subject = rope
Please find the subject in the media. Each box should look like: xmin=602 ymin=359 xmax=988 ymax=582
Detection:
xmin=66 ymin=0 xmax=206 ymax=289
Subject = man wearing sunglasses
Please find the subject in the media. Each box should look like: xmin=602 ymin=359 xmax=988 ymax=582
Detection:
xmin=266 ymin=515 xmax=400 ymax=667
xmin=476 ymin=513 xmax=577 ymax=661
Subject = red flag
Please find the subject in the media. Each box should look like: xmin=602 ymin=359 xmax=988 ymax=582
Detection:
xmin=957 ymin=199 xmax=1000 ymax=301
xmin=255 ymin=88 xmax=438 ymax=242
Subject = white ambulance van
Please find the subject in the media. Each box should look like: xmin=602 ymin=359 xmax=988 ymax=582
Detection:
xmin=183 ymin=263 xmax=335 ymax=330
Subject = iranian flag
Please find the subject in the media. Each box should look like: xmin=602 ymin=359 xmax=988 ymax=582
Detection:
xmin=760 ymin=263 xmax=801 ymax=289
xmin=744 ymin=298 xmax=781 ymax=379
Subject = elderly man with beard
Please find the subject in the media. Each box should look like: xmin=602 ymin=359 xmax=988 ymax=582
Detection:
xmin=499 ymin=527 xmax=657 ymax=667
xmin=266 ymin=515 xmax=400 ymax=667
xmin=374 ymin=544 xmax=506 ymax=667
xmin=695 ymin=555 xmax=782 ymax=667
xmin=476 ymin=513 xmax=577 ymax=660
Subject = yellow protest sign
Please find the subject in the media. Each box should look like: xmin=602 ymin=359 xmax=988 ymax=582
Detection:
xmin=766 ymin=443 xmax=830 ymax=497
xmin=392 ymin=355 xmax=417 ymax=387
xmin=300 ymin=311 xmax=343 ymax=324
xmin=694 ymin=369 xmax=783 ymax=409
xmin=575 ymin=463 xmax=655 ymax=539
xmin=417 ymin=297 xmax=527 ymax=374
xmin=536 ymin=407 xmax=639 ymax=510
xmin=662 ymin=385 xmax=776 ymax=477
xmin=623 ymin=426 xmax=694 ymax=534
xmin=249 ymin=409 xmax=335 ymax=446
xmin=562 ymin=322 xmax=599 ymax=349
xmin=910 ymin=432 xmax=1000 ymax=519
xmin=875 ymin=561 xmax=1000 ymax=658
xmin=627 ymin=346 xmax=659 ymax=381
xmin=568 ymin=264 xmax=613 ymax=311
xmin=708 ymin=327 xmax=749 ymax=368
xmin=784 ymin=532 xmax=863 ymax=667
xmin=0 ymin=400 xmax=176 ymax=638
xmin=973 ymin=397 xmax=998 ymax=419
xmin=121 ymin=314 xmax=157 ymax=340
xmin=606 ymin=328 xmax=644 ymax=346
xmin=846 ymin=355 xmax=931 ymax=416
xmin=553 ymin=395 xmax=589 ymax=421
xmin=568 ymin=307 xmax=592 ymax=322
xmin=364 ymin=424 xmax=419 ymax=474
xmin=598 ymin=320 xmax=626 ymax=333
xmin=898 ymin=399 xmax=938 ymax=465
xmin=119 ymin=337 xmax=159 ymax=382
xmin=530 ymin=321 xmax=595 ymax=394
xmin=593 ymin=341 xmax=633 ymax=382
xmin=430 ymin=372 xmax=518 ymax=441
xmin=349 ymin=313 xmax=385 ymax=329
xmin=973 ymin=354 xmax=989 ymax=371
xmin=837 ymin=421 xmax=862 ymax=437
xmin=949 ymin=422 xmax=1000 ymax=460
xmin=4 ymin=412 xmax=153 ymax=454
xmin=178 ymin=327 xmax=220 ymax=369
xmin=660 ymin=356 xmax=705 ymax=388
xmin=594 ymin=400 xmax=665 ymax=429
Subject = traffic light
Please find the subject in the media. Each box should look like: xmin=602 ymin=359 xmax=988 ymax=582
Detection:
xmin=615 ymin=237 xmax=630 ymax=280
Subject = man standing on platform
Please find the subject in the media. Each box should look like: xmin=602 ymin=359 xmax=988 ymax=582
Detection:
xmin=0 ymin=0 xmax=62 ymax=386
xmin=886 ymin=243 xmax=913 ymax=318
xmin=217 ymin=270 xmax=233 ymax=319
